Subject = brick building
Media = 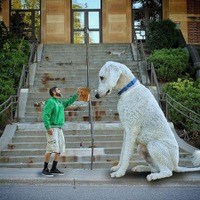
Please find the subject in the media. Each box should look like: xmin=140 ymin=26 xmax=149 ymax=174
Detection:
xmin=0 ymin=0 xmax=199 ymax=44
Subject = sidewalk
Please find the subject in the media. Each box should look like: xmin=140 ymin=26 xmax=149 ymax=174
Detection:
xmin=0 ymin=168 xmax=199 ymax=187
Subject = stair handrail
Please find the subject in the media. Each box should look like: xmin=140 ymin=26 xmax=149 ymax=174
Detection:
xmin=0 ymin=41 xmax=38 ymax=123
xmin=148 ymin=62 xmax=200 ymax=125
xmin=132 ymin=31 xmax=150 ymax=85
xmin=85 ymin=27 xmax=95 ymax=170
xmin=165 ymin=93 xmax=200 ymax=125
xmin=137 ymin=40 xmax=199 ymax=132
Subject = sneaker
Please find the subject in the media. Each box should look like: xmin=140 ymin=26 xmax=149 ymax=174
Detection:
xmin=50 ymin=168 xmax=65 ymax=175
xmin=42 ymin=168 xmax=54 ymax=177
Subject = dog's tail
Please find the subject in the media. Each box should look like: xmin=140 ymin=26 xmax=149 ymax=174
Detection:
xmin=175 ymin=166 xmax=200 ymax=172
xmin=175 ymin=150 xmax=200 ymax=172
xmin=192 ymin=150 xmax=200 ymax=166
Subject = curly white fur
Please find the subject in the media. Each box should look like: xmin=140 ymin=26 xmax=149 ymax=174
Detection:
xmin=192 ymin=150 xmax=200 ymax=166
xmin=95 ymin=61 xmax=200 ymax=181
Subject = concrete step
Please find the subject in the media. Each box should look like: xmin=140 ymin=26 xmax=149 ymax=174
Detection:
xmin=25 ymin=104 xmax=118 ymax=112
xmin=15 ymin=129 xmax=123 ymax=136
xmin=0 ymin=121 xmax=194 ymax=169
xmin=0 ymin=157 xmax=193 ymax=169
xmin=11 ymin=135 xmax=123 ymax=143
xmin=24 ymin=110 xmax=119 ymax=118
xmin=19 ymin=116 xmax=120 ymax=123
xmin=0 ymin=153 xmax=192 ymax=164
xmin=6 ymin=141 xmax=123 ymax=149
xmin=0 ymin=160 xmax=147 ymax=169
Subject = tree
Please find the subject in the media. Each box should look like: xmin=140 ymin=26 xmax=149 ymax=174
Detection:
xmin=146 ymin=19 xmax=179 ymax=50
xmin=24 ymin=0 xmax=40 ymax=9
xmin=132 ymin=0 xmax=161 ymax=8
xmin=11 ymin=0 xmax=23 ymax=9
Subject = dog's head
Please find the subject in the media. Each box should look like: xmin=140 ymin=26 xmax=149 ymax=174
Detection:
xmin=95 ymin=61 xmax=122 ymax=99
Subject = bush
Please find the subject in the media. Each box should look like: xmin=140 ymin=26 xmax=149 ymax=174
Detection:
xmin=0 ymin=77 xmax=15 ymax=130
xmin=148 ymin=48 xmax=189 ymax=82
xmin=0 ymin=77 xmax=15 ymax=103
xmin=146 ymin=19 xmax=179 ymax=50
xmin=0 ymin=37 xmax=30 ymax=130
xmin=163 ymin=78 xmax=200 ymax=133
xmin=0 ymin=38 xmax=29 ymax=94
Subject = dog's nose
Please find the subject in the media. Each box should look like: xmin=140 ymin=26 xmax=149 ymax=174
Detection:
xmin=95 ymin=93 xmax=99 ymax=99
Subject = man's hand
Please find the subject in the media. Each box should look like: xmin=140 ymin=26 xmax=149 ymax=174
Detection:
xmin=77 ymin=88 xmax=81 ymax=96
xmin=47 ymin=128 xmax=53 ymax=135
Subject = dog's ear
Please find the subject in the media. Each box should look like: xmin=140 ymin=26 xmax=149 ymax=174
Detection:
xmin=108 ymin=64 xmax=122 ymax=88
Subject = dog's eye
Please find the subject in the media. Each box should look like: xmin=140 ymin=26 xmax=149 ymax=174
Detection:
xmin=100 ymin=76 xmax=104 ymax=81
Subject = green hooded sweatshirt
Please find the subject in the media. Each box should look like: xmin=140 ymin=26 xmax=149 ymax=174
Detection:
xmin=43 ymin=93 xmax=78 ymax=130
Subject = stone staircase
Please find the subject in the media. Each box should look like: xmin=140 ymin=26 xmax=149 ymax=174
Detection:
xmin=0 ymin=43 xmax=195 ymax=169
xmin=24 ymin=44 xmax=139 ymax=122
xmin=0 ymin=122 xmax=193 ymax=169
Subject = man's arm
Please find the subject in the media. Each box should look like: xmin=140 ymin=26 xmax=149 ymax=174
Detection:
xmin=43 ymin=99 xmax=54 ymax=130
xmin=62 ymin=92 xmax=79 ymax=108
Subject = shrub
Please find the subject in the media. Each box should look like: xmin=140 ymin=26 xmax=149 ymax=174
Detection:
xmin=0 ymin=77 xmax=15 ymax=129
xmin=146 ymin=19 xmax=179 ymax=50
xmin=0 ymin=38 xmax=29 ymax=90
xmin=148 ymin=48 xmax=189 ymax=82
xmin=0 ymin=77 xmax=15 ymax=103
xmin=163 ymin=78 xmax=200 ymax=133
xmin=0 ymin=37 xmax=29 ymax=130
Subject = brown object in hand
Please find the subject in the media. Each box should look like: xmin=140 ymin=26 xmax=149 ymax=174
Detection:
xmin=78 ymin=87 xmax=91 ymax=102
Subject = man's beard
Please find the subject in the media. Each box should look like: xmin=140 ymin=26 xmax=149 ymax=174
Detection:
xmin=55 ymin=92 xmax=62 ymax=97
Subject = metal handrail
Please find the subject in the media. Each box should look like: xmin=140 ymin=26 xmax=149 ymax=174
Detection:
xmin=138 ymin=40 xmax=149 ymax=85
xmin=137 ymin=39 xmax=200 ymax=128
xmin=165 ymin=94 xmax=200 ymax=125
xmin=149 ymin=63 xmax=161 ymax=107
xmin=148 ymin=62 xmax=200 ymax=125
xmin=0 ymin=41 xmax=38 ymax=123
xmin=85 ymin=27 xmax=95 ymax=170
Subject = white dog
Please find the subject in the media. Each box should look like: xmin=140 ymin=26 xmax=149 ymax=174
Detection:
xmin=95 ymin=61 xmax=200 ymax=181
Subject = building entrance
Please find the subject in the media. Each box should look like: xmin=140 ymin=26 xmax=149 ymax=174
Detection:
xmin=71 ymin=0 xmax=101 ymax=44
xmin=10 ymin=0 xmax=41 ymax=42
xmin=132 ymin=0 xmax=162 ymax=40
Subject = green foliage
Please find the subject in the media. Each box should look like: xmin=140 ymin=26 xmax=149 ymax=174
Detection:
xmin=147 ymin=19 xmax=179 ymax=50
xmin=0 ymin=77 xmax=15 ymax=129
xmin=148 ymin=48 xmax=189 ymax=82
xmin=0 ymin=78 xmax=15 ymax=103
xmin=163 ymin=78 xmax=200 ymax=132
xmin=0 ymin=37 xmax=29 ymax=129
xmin=0 ymin=38 xmax=29 ymax=90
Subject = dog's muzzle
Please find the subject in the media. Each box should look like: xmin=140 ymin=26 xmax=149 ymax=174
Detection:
xmin=95 ymin=90 xmax=110 ymax=99
xmin=95 ymin=93 xmax=100 ymax=99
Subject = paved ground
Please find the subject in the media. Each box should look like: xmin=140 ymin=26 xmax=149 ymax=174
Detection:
xmin=0 ymin=168 xmax=199 ymax=186
xmin=1 ymin=185 xmax=200 ymax=200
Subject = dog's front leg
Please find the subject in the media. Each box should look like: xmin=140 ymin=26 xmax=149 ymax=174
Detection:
xmin=110 ymin=130 xmax=126 ymax=172
xmin=110 ymin=129 xmax=136 ymax=178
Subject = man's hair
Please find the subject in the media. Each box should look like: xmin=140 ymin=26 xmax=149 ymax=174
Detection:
xmin=49 ymin=86 xmax=57 ymax=97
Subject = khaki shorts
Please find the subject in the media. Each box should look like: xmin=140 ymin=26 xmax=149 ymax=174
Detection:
xmin=46 ymin=128 xmax=65 ymax=154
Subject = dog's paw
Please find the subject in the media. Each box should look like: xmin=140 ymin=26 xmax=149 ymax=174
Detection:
xmin=132 ymin=165 xmax=151 ymax=172
xmin=146 ymin=171 xmax=172 ymax=181
xmin=146 ymin=174 xmax=154 ymax=181
xmin=146 ymin=173 xmax=164 ymax=181
xmin=110 ymin=166 xmax=119 ymax=172
xmin=110 ymin=170 xmax=125 ymax=178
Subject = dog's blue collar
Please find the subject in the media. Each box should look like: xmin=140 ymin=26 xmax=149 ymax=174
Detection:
xmin=118 ymin=78 xmax=137 ymax=96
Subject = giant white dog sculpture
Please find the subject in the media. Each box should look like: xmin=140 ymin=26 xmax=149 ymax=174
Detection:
xmin=95 ymin=61 xmax=200 ymax=181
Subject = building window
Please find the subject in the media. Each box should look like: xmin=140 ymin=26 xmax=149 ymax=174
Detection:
xmin=187 ymin=0 xmax=200 ymax=14
xmin=10 ymin=0 xmax=41 ymax=41
xmin=71 ymin=0 xmax=101 ymax=44
xmin=188 ymin=22 xmax=200 ymax=43
xmin=132 ymin=0 xmax=162 ymax=40
xmin=187 ymin=0 xmax=200 ymax=43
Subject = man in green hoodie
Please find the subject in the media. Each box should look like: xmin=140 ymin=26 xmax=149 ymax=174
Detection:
xmin=42 ymin=86 xmax=79 ymax=177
